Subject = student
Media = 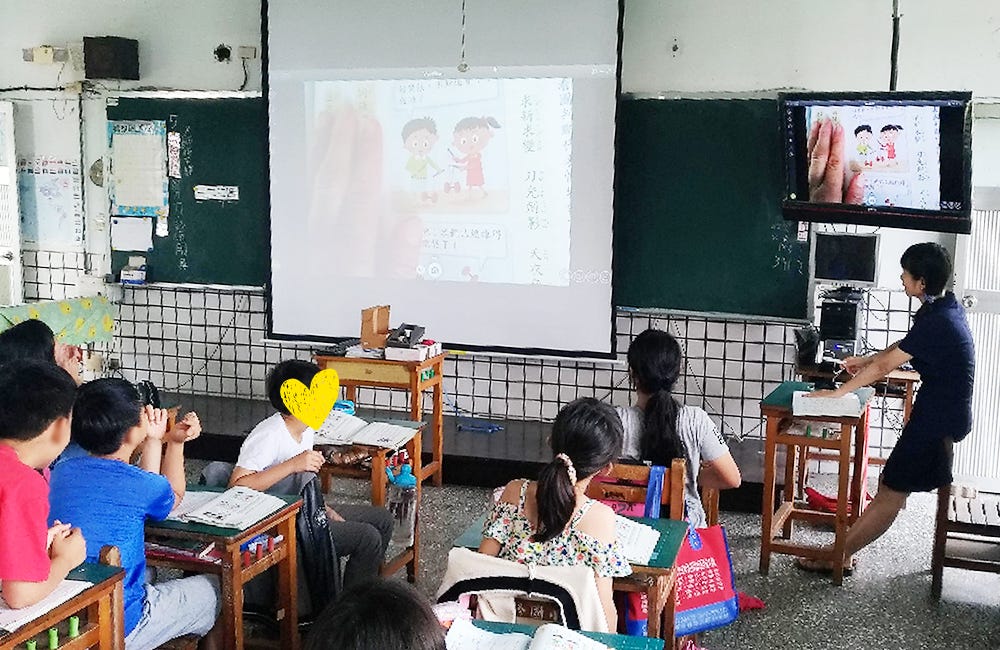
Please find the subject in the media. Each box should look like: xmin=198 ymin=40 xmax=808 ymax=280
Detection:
xmin=479 ymin=397 xmax=630 ymax=631
xmin=800 ymin=242 xmax=975 ymax=573
xmin=618 ymin=329 xmax=742 ymax=528
xmin=0 ymin=360 xmax=86 ymax=609
xmin=48 ymin=378 xmax=219 ymax=649
xmin=229 ymin=359 xmax=393 ymax=588
xmin=0 ymin=319 xmax=83 ymax=384
xmin=304 ymin=578 xmax=445 ymax=650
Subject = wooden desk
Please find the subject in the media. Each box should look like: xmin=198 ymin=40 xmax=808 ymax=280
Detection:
xmin=1 ymin=563 xmax=124 ymax=650
xmin=472 ymin=620 xmax=666 ymax=649
xmin=454 ymin=513 xmax=688 ymax=641
xmin=314 ymin=353 xmax=445 ymax=488
xmin=145 ymin=492 xmax=302 ymax=650
xmin=759 ymin=381 xmax=871 ymax=586
xmin=316 ymin=422 xmax=424 ymax=582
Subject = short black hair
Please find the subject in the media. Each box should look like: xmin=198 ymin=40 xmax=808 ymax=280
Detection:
xmin=901 ymin=242 xmax=952 ymax=296
xmin=0 ymin=319 xmax=56 ymax=367
xmin=0 ymin=359 xmax=76 ymax=442
xmin=880 ymin=124 xmax=903 ymax=133
xmin=304 ymin=578 xmax=445 ymax=650
xmin=72 ymin=378 xmax=142 ymax=455
xmin=402 ymin=117 xmax=437 ymax=141
xmin=854 ymin=124 xmax=872 ymax=136
xmin=266 ymin=359 xmax=320 ymax=414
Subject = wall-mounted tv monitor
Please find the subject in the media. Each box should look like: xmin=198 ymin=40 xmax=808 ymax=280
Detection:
xmin=781 ymin=92 xmax=972 ymax=234
xmin=812 ymin=231 xmax=880 ymax=288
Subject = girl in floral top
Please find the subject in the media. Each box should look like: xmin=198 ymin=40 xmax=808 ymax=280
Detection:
xmin=479 ymin=398 xmax=630 ymax=630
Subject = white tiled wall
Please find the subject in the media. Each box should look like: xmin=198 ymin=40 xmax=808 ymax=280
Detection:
xmin=23 ymin=249 xmax=915 ymax=461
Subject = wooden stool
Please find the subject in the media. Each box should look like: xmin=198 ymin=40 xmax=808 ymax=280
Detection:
xmin=931 ymin=484 xmax=1000 ymax=598
xmin=759 ymin=382 xmax=871 ymax=586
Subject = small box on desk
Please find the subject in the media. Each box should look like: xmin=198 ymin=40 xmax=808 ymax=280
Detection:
xmin=384 ymin=341 xmax=442 ymax=362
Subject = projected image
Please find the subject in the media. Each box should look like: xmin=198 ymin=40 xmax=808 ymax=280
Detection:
xmin=307 ymin=78 xmax=572 ymax=286
xmin=805 ymin=104 xmax=941 ymax=210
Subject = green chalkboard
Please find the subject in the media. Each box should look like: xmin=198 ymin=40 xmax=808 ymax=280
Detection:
xmin=106 ymin=97 xmax=267 ymax=286
xmin=613 ymin=98 xmax=809 ymax=320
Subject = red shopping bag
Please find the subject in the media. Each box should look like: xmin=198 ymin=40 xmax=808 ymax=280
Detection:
xmin=674 ymin=524 xmax=739 ymax=636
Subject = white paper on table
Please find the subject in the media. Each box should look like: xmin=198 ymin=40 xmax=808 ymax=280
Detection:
xmin=445 ymin=619 xmax=530 ymax=650
xmin=614 ymin=515 xmax=660 ymax=565
xmin=0 ymin=579 xmax=92 ymax=632
xmin=110 ymin=216 xmax=153 ymax=251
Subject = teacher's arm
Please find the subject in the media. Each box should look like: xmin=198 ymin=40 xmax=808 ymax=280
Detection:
xmin=814 ymin=344 xmax=912 ymax=398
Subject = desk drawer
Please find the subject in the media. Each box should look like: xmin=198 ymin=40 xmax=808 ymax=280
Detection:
xmin=322 ymin=360 xmax=411 ymax=386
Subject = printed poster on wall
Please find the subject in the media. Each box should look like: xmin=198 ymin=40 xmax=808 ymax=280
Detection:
xmin=108 ymin=120 xmax=169 ymax=217
xmin=16 ymin=157 xmax=84 ymax=251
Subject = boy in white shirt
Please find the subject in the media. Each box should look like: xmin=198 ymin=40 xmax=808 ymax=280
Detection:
xmin=229 ymin=360 xmax=393 ymax=587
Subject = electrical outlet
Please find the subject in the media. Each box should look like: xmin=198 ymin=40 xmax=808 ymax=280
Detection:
xmin=237 ymin=45 xmax=257 ymax=60
xmin=107 ymin=358 xmax=121 ymax=371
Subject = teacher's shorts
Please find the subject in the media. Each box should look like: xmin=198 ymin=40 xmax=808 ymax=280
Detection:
xmin=881 ymin=428 xmax=954 ymax=494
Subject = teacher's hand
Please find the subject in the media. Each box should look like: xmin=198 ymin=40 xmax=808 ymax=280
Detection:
xmin=808 ymin=118 xmax=865 ymax=205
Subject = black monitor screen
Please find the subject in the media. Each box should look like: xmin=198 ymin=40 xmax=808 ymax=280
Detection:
xmin=813 ymin=233 xmax=879 ymax=286
xmin=781 ymin=92 xmax=972 ymax=234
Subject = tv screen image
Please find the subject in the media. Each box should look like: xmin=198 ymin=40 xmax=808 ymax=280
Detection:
xmin=781 ymin=92 xmax=972 ymax=234
xmin=812 ymin=232 xmax=879 ymax=287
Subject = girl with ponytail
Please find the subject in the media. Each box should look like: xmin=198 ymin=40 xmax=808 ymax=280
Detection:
xmin=479 ymin=398 xmax=630 ymax=630
xmin=620 ymin=329 xmax=742 ymax=527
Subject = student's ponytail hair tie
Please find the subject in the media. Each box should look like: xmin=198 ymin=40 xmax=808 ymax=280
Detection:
xmin=555 ymin=453 xmax=577 ymax=484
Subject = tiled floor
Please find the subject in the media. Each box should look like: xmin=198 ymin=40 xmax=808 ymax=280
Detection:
xmin=185 ymin=462 xmax=1000 ymax=649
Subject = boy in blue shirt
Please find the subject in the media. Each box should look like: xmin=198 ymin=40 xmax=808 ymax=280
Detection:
xmin=49 ymin=378 xmax=220 ymax=649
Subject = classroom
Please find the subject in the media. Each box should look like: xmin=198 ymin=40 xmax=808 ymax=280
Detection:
xmin=0 ymin=1 xmax=998 ymax=649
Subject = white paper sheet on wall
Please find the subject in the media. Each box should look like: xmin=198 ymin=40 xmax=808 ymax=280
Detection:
xmin=16 ymin=157 xmax=85 ymax=251
xmin=110 ymin=216 xmax=153 ymax=252
xmin=109 ymin=120 xmax=169 ymax=217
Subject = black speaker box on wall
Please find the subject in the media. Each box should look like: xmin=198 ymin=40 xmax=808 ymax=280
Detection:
xmin=83 ymin=36 xmax=139 ymax=80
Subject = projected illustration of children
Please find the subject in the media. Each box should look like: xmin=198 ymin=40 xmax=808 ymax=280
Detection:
xmin=879 ymin=124 xmax=903 ymax=166
xmin=402 ymin=117 xmax=442 ymax=203
xmin=450 ymin=116 xmax=501 ymax=199
xmin=855 ymin=125 xmax=875 ymax=159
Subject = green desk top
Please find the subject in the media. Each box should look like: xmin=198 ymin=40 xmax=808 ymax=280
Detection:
xmin=761 ymin=380 xmax=876 ymax=413
xmin=145 ymin=487 xmax=300 ymax=540
xmin=455 ymin=512 xmax=688 ymax=571
xmin=68 ymin=561 xmax=122 ymax=584
xmin=473 ymin=620 xmax=665 ymax=649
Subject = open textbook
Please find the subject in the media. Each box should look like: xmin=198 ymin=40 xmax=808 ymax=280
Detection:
xmin=166 ymin=487 xmax=286 ymax=530
xmin=614 ymin=516 xmax=660 ymax=565
xmin=315 ymin=410 xmax=417 ymax=448
xmin=791 ymin=387 xmax=875 ymax=418
xmin=0 ymin=579 xmax=91 ymax=632
xmin=445 ymin=618 xmax=610 ymax=650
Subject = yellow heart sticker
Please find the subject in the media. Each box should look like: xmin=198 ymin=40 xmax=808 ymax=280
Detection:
xmin=279 ymin=369 xmax=341 ymax=430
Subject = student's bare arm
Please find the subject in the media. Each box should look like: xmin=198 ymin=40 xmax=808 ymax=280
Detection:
xmin=228 ymin=450 xmax=324 ymax=491
xmin=1 ymin=528 xmax=86 ymax=609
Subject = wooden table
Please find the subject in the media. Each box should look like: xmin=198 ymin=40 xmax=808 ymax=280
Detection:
xmin=145 ymin=492 xmax=302 ymax=650
xmin=316 ymin=421 xmax=425 ymax=582
xmin=0 ymin=563 xmax=124 ymax=650
xmin=314 ymin=353 xmax=445 ymax=487
xmin=454 ymin=513 xmax=688 ymax=641
xmin=759 ymin=381 xmax=872 ymax=586
xmin=472 ymin=620 xmax=666 ymax=649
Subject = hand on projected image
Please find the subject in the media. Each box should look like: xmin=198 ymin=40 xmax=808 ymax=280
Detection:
xmin=307 ymin=102 xmax=422 ymax=279
xmin=807 ymin=118 xmax=865 ymax=205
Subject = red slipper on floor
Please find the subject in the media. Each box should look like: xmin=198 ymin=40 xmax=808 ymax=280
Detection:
xmin=737 ymin=592 xmax=766 ymax=611
xmin=796 ymin=556 xmax=856 ymax=576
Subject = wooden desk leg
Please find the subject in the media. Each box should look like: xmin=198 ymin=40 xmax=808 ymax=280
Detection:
xmin=832 ymin=425 xmax=852 ymax=586
xmin=345 ymin=384 xmax=358 ymax=404
xmin=320 ymin=467 xmax=331 ymax=494
xmin=850 ymin=409 xmax=870 ymax=525
xmin=431 ymin=362 xmax=444 ymax=487
xmin=662 ymin=577 xmax=676 ymax=644
xmin=903 ymin=382 xmax=914 ymax=425
xmin=408 ymin=429 xmax=423 ymax=582
xmin=221 ymin=547 xmax=242 ymax=650
xmin=277 ymin=514 xmax=300 ymax=650
xmin=782 ymin=443 xmax=796 ymax=539
xmin=760 ymin=415 xmax=778 ymax=575
xmin=645 ymin=576 xmax=663 ymax=639
xmin=372 ymin=450 xmax=388 ymax=507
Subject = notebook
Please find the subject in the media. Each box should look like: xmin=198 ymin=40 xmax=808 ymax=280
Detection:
xmin=166 ymin=487 xmax=286 ymax=530
xmin=445 ymin=618 xmax=609 ymax=650
xmin=614 ymin=516 xmax=660 ymax=565
xmin=315 ymin=410 xmax=417 ymax=448
xmin=0 ymin=579 xmax=92 ymax=632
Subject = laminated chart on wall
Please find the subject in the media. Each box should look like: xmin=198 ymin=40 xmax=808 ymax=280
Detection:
xmin=16 ymin=157 xmax=84 ymax=251
xmin=0 ymin=296 xmax=116 ymax=345
xmin=108 ymin=120 xmax=169 ymax=218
